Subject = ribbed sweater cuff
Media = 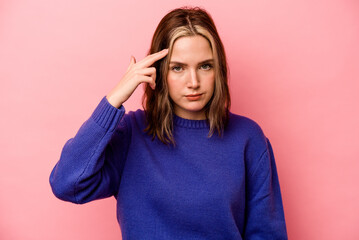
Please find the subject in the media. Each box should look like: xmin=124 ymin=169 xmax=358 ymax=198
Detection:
xmin=90 ymin=96 xmax=125 ymax=131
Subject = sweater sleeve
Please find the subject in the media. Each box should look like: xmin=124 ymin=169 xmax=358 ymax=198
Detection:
xmin=244 ymin=138 xmax=288 ymax=240
xmin=49 ymin=96 xmax=130 ymax=204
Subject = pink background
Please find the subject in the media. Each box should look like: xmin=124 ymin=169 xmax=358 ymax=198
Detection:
xmin=1 ymin=0 xmax=358 ymax=239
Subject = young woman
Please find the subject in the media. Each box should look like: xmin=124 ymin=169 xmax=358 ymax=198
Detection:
xmin=50 ymin=7 xmax=288 ymax=239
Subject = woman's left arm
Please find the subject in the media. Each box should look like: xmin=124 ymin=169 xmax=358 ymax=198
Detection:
xmin=244 ymin=138 xmax=288 ymax=240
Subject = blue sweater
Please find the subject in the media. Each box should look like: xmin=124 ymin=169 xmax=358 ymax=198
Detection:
xmin=50 ymin=96 xmax=288 ymax=239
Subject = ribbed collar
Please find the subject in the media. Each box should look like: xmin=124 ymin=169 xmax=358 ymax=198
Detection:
xmin=173 ymin=114 xmax=209 ymax=129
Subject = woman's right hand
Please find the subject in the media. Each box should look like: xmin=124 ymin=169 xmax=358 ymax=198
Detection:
xmin=106 ymin=49 xmax=169 ymax=108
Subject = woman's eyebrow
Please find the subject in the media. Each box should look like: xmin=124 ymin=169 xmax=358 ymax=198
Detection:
xmin=199 ymin=59 xmax=214 ymax=64
xmin=169 ymin=59 xmax=214 ymax=65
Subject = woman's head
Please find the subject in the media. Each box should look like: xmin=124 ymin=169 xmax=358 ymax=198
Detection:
xmin=143 ymin=6 xmax=231 ymax=144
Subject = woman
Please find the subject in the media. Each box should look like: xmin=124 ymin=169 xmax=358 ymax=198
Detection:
xmin=50 ymin=6 xmax=288 ymax=239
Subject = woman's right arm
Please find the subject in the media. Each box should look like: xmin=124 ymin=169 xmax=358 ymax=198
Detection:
xmin=49 ymin=97 xmax=128 ymax=204
xmin=49 ymin=49 xmax=169 ymax=204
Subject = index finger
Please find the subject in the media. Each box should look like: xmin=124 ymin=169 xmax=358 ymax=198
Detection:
xmin=137 ymin=49 xmax=169 ymax=68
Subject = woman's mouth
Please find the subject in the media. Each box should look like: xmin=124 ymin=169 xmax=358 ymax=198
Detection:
xmin=185 ymin=93 xmax=203 ymax=101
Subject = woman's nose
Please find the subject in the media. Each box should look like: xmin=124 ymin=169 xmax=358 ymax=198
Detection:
xmin=188 ymin=70 xmax=199 ymax=88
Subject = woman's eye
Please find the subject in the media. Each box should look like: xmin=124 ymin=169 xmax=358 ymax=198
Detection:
xmin=171 ymin=66 xmax=183 ymax=72
xmin=200 ymin=64 xmax=213 ymax=70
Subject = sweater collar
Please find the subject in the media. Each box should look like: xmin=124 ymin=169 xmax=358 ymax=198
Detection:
xmin=173 ymin=114 xmax=209 ymax=129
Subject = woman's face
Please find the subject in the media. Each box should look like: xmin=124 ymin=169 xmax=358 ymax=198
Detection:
xmin=167 ymin=35 xmax=215 ymax=120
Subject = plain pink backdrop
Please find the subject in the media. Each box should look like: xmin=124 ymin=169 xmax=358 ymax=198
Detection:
xmin=1 ymin=0 xmax=358 ymax=239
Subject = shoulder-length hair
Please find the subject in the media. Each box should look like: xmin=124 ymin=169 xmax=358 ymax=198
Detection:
xmin=142 ymin=6 xmax=231 ymax=145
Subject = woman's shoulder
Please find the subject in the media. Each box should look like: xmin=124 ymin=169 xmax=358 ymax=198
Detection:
xmin=227 ymin=112 xmax=269 ymax=150
xmin=227 ymin=112 xmax=273 ymax=165
xmin=125 ymin=108 xmax=145 ymax=120
xmin=121 ymin=108 xmax=147 ymax=129
xmin=228 ymin=112 xmax=266 ymax=137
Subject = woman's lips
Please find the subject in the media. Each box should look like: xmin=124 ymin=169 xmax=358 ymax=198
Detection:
xmin=185 ymin=93 xmax=203 ymax=101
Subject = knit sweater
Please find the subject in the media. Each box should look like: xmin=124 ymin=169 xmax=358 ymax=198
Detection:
xmin=49 ymin=96 xmax=288 ymax=240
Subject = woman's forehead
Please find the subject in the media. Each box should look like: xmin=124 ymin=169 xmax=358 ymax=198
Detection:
xmin=170 ymin=35 xmax=213 ymax=63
